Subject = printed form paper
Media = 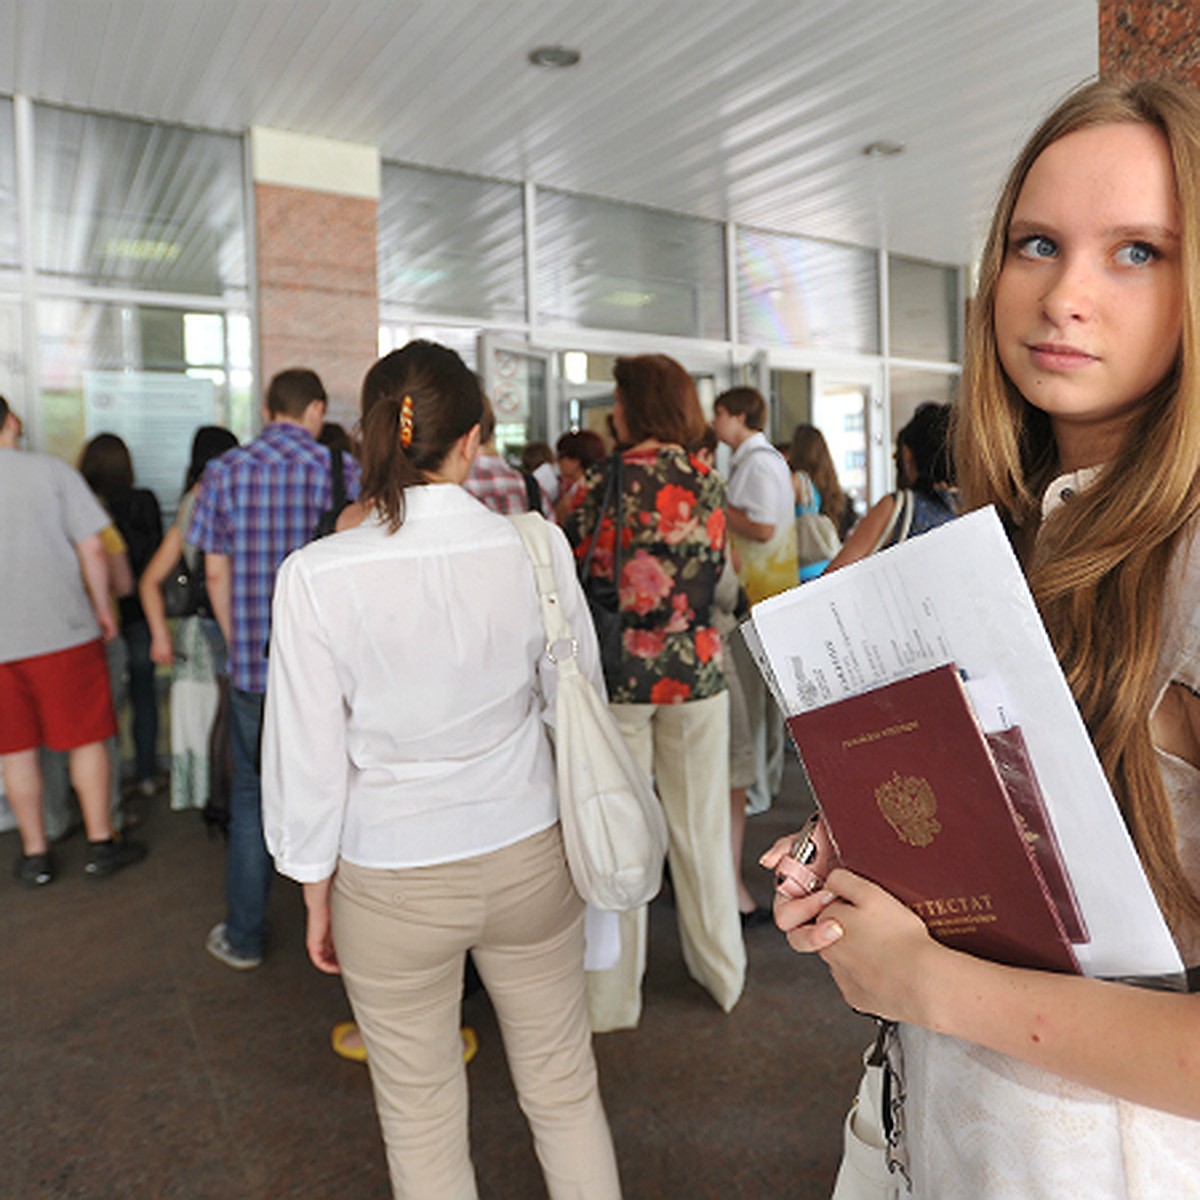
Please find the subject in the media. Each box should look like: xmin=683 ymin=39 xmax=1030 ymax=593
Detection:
xmin=744 ymin=508 xmax=1183 ymax=981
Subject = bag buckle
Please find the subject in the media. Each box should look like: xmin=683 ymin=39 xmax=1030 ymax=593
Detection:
xmin=546 ymin=636 xmax=579 ymax=664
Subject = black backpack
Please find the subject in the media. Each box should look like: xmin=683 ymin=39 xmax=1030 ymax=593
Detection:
xmin=311 ymin=447 xmax=349 ymax=539
xmin=521 ymin=469 xmax=544 ymax=515
xmin=114 ymin=488 xmax=164 ymax=627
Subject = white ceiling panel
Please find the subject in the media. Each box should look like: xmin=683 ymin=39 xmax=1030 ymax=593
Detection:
xmin=0 ymin=0 xmax=1099 ymax=265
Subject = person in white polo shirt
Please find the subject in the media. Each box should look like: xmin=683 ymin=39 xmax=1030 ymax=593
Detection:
xmin=712 ymin=387 xmax=797 ymax=820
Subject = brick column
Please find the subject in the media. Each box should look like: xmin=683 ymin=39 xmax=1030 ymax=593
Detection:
xmin=1099 ymin=1 xmax=1200 ymax=84
xmin=251 ymin=128 xmax=380 ymax=428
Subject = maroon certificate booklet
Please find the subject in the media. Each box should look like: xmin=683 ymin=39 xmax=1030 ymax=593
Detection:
xmin=787 ymin=663 xmax=1080 ymax=974
xmin=984 ymin=725 xmax=1088 ymax=944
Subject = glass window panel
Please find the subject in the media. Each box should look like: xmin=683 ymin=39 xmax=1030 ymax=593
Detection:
xmin=770 ymin=368 xmax=813 ymax=445
xmin=889 ymin=256 xmax=960 ymax=361
xmin=737 ymin=227 xmax=878 ymax=353
xmin=37 ymin=299 xmax=252 ymax=517
xmin=184 ymin=313 xmax=224 ymax=366
xmin=378 ymin=321 xmax=480 ymax=370
xmin=536 ymin=191 xmax=726 ymax=340
xmin=378 ymin=165 xmax=525 ymax=323
xmin=0 ymin=98 xmax=17 ymax=269
xmin=889 ymin=366 xmax=960 ymax=450
xmin=32 ymin=104 xmax=247 ymax=296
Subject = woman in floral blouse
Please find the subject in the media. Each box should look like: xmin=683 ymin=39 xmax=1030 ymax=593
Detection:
xmin=565 ymin=354 xmax=746 ymax=1032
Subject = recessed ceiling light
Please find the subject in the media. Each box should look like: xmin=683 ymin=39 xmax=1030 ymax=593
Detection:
xmin=528 ymin=45 xmax=581 ymax=69
xmin=862 ymin=140 xmax=906 ymax=158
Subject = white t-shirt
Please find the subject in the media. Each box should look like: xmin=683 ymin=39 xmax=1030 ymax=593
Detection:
xmin=727 ymin=431 xmax=798 ymax=604
xmin=261 ymin=484 xmax=602 ymax=883
xmin=0 ymin=449 xmax=108 ymax=662
xmin=727 ymin=431 xmax=794 ymax=529
xmin=534 ymin=460 xmax=559 ymax=505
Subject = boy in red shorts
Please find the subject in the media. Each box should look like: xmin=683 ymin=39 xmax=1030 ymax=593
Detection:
xmin=0 ymin=397 xmax=147 ymax=885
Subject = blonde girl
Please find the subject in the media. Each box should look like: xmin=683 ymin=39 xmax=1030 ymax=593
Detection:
xmin=768 ymin=78 xmax=1200 ymax=1196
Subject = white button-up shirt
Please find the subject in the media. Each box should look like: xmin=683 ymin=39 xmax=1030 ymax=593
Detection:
xmin=727 ymin=431 xmax=794 ymax=530
xmin=262 ymin=484 xmax=602 ymax=883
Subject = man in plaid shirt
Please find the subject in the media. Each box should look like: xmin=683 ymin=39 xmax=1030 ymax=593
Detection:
xmin=189 ymin=369 xmax=360 ymax=970
xmin=463 ymin=396 xmax=550 ymax=517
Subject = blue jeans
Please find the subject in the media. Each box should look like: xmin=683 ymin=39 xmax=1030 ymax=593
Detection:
xmin=225 ymin=687 xmax=272 ymax=958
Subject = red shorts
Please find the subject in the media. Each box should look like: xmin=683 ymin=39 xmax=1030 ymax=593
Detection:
xmin=0 ymin=640 xmax=117 ymax=754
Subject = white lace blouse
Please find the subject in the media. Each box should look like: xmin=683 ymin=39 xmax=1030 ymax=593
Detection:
xmin=896 ymin=473 xmax=1200 ymax=1199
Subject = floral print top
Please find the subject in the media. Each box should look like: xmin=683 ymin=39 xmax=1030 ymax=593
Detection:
xmin=564 ymin=445 xmax=728 ymax=705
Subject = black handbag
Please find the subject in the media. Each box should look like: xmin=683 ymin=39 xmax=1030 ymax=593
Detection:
xmin=162 ymin=552 xmax=204 ymax=618
xmin=164 ymin=552 xmax=201 ymax=619
xmin=579 ymin=454 xmax=624 ymax=692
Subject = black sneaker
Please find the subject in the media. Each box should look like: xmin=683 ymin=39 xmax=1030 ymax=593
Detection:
xmin=84 ymin=837 xmax=148 ymax=878
xmin=14 ymin=851 xmax=55 ymax=887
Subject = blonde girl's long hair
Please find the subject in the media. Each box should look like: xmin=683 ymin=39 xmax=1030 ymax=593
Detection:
xmin=953 ymin=78 xmax=1200 ymax=928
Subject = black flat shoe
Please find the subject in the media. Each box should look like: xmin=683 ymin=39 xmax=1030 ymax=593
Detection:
xmin=740 ymin=906 xmax=772 ymax=929
xmin=14 ymin=851 xmax=55 ymax=887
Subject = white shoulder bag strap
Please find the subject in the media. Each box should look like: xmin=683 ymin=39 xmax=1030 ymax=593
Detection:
xmin=509 ymin=511 xmax=580 ymax=676
xmin=508 ymin=511 xmax=668 ymax=914
xmin=867 ymin=489 xmax=914 ymax=556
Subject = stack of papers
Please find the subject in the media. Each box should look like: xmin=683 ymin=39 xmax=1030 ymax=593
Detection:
xmin=743 ymin=508 xmax=1182 ymax=982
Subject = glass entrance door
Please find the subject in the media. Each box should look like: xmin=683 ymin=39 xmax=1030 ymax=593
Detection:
xmin=767 ymin=361 xmax=884 ymax=517
xmin=478 ymin=335 xmax=552 ymax=457
xmin=478 ymin=334 xmax=736 ymax=458
xmin=554 ymin=344 xmax=734 ymax=445
xmin=811 ymin=376 xmax=872 ymax=515
xmin=0 ymin=300 xmax=24 ymax=429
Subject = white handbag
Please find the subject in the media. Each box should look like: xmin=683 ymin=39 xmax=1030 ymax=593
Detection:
xmin=509 ymin=513 xmax=668 ymax=912
xmin=832 ymin=1028 xmax=903 ymax=1200
xmin=794 ymin=472 xmax=842 ymax=568
xmin=832 ymin=1059 xmax=898 ymax=1200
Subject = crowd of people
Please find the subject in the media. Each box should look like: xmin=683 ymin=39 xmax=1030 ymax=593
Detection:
xmin=4 ymin=72 xmax=1200 ymax=1200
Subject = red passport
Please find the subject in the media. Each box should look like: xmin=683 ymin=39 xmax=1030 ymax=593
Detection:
xmin=787 ymin=663 xmax=1080 ymax=974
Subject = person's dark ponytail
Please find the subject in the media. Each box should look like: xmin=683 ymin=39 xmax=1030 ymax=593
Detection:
xmin=360 ymin=395 xmax=426 ymax=531
xmin=358 ymin=340 xmax=484 ymax=532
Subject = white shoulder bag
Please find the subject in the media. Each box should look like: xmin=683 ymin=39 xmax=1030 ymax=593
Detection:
xmin=509 ymin=513 xmax=668 ymax=912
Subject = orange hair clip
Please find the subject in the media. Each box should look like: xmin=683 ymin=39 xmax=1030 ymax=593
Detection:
xmin=399 ymin=394 xmax=414 ymax=449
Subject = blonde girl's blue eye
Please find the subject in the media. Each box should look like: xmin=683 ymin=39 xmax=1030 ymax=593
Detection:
xmin=1015 ymin=234 xmax=1057 ymax=260
xmin=1114 ymin=241 xmax=1158 ymax=267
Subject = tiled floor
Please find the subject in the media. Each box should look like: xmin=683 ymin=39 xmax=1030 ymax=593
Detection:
xmin=2 ymin=764 xmax=871 ymax=1199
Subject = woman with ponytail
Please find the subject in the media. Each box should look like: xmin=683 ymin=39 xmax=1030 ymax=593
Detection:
xmin=261 ymin=341 xmax=621 ymax=1200
xmin=767 ymin=79 xmax=1200 ymax=1195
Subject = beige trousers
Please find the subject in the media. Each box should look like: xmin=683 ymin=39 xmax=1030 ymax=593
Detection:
xmin=332 ymin=826 xmax=622 ymax=1200
xmin=586 ymin=691 xmax=746 ymax=1032
xmin=730 ymin=628 xmax=786 ymax=814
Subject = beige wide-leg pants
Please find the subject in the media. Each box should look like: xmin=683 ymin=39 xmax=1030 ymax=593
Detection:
xmin=332 ymin=825 xmax=622 ymax=1200
xmin=586 ymin=691 xmax=746 ymax=1032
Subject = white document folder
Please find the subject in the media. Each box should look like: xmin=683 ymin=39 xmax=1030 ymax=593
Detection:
xmin=744 ymin=507 xmax=1183 ymax=982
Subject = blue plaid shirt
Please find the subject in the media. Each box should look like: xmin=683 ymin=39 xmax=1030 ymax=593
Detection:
xmin=187 ymin=422 xmax=360 ymax=694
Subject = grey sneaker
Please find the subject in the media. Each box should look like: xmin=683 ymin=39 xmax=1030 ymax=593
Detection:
xmin=84 ymin=836 xmax=148 ymax=878
xmin=14 ymin=851 xmax=55 ymax=887
xmin=206 ymin=922 xmax=263 ymax=971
